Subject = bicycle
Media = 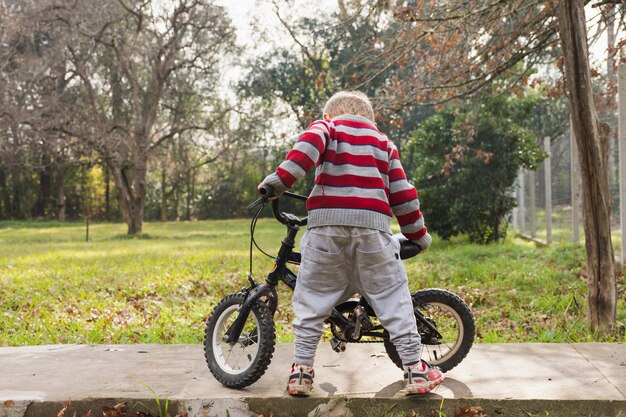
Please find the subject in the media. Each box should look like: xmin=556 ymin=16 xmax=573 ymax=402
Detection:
xmin=203 ymin=188 xmax=475 ymax=389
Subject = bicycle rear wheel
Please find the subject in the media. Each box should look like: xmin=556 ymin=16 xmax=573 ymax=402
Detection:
xmin=384 ymin=288 xmax=474 ymax=372
xmin=204 ymin=293 xmax=276 ymax=388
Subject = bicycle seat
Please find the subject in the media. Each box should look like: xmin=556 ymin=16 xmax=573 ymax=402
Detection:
xmin=394 ymin=233 xmax=421 ymax=260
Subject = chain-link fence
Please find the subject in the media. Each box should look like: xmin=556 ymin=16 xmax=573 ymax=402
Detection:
xmin=512 ymin=116 xmax=623 ymax=259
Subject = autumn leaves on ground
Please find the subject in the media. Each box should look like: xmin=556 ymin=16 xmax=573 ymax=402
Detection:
xmin=55 ymin=400 xmax=491 ymax=417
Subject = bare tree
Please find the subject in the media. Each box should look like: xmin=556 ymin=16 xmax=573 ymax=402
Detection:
xmin=0 ymin=1 xmax=73 ymax=220
xmin=31 ymin=0 xmax=237 ymax=234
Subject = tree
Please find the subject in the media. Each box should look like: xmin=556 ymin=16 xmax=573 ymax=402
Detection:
xmin=0 ymin=2 xmax=74 ymax=220
xmin=30 ymin=0 xmax=238 ymax=234
xmin=556 ymin=0 xmax=616 ymax=334
xmin=409 ymin=93 xmax=547 ymax=243
xmin=242 ymin=0 xmax=437 ymax=160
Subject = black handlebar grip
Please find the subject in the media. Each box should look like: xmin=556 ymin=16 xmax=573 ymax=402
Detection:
xmin=258 ymin=185 xmax=275 ymax=197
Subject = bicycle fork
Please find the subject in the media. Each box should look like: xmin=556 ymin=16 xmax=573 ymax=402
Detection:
xmin=224 ymin=284 xmax=277 ymax=344
xmin=225 ymin=227 xmax=299 ymax=344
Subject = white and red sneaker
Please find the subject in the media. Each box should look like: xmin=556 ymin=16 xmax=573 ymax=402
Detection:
xmin=403 ymin=360 xmax=445 ymax=395
xmin=287 ymin=363 xmax=314 ymax=396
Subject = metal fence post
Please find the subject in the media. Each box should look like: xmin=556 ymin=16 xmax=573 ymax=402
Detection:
xmin=519 ymin=170 xmax=526 ymax=234
xmin=529 ymin=170 xmax=536 ymax=239
xmin=545 ymin=137 xmax=552 ymax=244
xmin=512 ymin=184 xmax=519 ymax=230
xmin=571 ymin=117 xmax=580 ymax=243
xmin=617 ymin=52 xmax=626 ymax=265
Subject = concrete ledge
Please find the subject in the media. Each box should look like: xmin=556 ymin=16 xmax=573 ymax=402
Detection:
xmin=0 ymin=343 xmax=624 ymax=417
xmin=3 ymin=398 xmax=625 ymax=417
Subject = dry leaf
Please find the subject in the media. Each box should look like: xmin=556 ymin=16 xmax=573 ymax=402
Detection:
xmin=454 ymin=405 xmax=489 ymax=417
xmin=58 ymin=401 xmax=71 ymax=417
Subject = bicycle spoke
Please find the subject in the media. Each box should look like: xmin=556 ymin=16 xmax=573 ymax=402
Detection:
xmin=418 ymin=302 xmax=462 ymax=364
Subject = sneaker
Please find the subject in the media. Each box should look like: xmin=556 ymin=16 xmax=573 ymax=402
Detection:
xmin=403 ymin=360 xmax=445 ymax=395
xmin=287 ymin=363 xmax=314 ymax=396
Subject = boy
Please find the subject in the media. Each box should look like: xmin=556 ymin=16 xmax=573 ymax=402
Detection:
xmin=258 ymin=91 xmax=444 ymax=396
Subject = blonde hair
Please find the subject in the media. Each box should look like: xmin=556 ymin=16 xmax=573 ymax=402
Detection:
xmin=323 ymin=91 xmax=375 ymax=122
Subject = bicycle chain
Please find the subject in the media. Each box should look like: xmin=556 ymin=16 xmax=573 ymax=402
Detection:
xmin=328 ymin=338 xmax=384 ymax=344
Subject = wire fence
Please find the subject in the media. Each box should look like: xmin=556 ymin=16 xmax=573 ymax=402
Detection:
xmin=512 ymin=116 xmax=623 ymax=259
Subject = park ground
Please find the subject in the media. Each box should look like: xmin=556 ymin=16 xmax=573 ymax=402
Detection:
xmin=0 ymin=219 xmax=624 ymax=346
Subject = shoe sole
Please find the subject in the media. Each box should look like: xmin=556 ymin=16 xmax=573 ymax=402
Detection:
xmin=287 ymin=384 xmax=312 ymax=396
xmin=404 ymin=376 xmax=445 ymax=395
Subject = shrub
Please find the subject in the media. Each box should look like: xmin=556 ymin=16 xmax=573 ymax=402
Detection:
xmin=407 ymin=94 xmax=546 ymax=243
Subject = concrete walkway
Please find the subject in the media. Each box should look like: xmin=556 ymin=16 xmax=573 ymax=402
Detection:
xmin=0 ymin=343 xmax=624 ymax=417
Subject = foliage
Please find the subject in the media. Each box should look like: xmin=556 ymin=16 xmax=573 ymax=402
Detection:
xmin=240 ymin=1 xmax=435 ymax=152
xmin=407 ymin=93 xmax=547 ymax=243
xmin=1 ymin=220 xmax=624 ymax=346
xmin=0 ymin=0 xmax=239 ymax=234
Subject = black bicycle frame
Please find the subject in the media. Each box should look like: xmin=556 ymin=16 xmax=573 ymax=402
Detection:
xmin=224 ymin=205 xmax=302 ymax=344
xmin=224 ymin=191 xmax=440 ymax=345
xmin=225 ymin=215 xmax=351 ymax=344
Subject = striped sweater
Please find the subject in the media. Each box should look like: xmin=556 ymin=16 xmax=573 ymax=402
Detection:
xmin=261 ymin=114 xmax=431 ymax=249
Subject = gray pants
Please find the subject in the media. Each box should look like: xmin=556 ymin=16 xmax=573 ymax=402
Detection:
xmin=292 ymin=226 xmax=421 ymax=367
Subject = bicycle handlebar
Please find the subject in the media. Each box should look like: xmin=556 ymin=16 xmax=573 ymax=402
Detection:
xmin=258 ymin=185 xmax=274 ymax=198
xmin=254 ymin=186 xmax=422 ymax=259
xmin=255 ymin=186 xmax=308 ymax=227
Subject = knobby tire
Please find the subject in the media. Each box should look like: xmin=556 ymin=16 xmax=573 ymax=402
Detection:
xmin=203 ymin=293 xmax=276 ymax=388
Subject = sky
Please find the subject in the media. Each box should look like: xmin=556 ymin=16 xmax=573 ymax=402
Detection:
xmin=211 ymin=1 xmax=624 ymax=147
xmin=215 ymin=0 xmax=334 ymax=49
xmin=216 ymin=1 xmax=623 ymax=71
xmin=214 ymin=0 xmax=265 ymax=47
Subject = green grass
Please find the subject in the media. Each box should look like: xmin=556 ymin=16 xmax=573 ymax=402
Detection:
xmin=0 ymin=219 xmax=624 ymax=346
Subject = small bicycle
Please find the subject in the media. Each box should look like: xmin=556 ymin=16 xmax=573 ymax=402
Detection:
xmin=204 ymin=189 xmax=475 ymax=388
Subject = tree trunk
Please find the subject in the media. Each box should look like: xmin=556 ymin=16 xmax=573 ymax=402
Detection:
xmin=14 ymin=171 xmax=33 ymax=220
xmin=11 ymin=175 xmax=21 ymax=219
xmin=605 ymin=6 xmax=618 ymax=189
xmin=110 ymin=159 xmax=146 ymax=236
xmin=186 ymin=168 xmax=195 ymax=221
xmin=132 ymin=154 xmax=147 ymax=234
xmin=104 ymin=162 xmax=111 ymax=221
xmin=161 ymin=168 xmax=167 ymax=222
xmin=37 ymin=162 xmax=52 ymax=219
xmin=0 ymin=168 xmax=9 ymax=219
xmin=82 ymin=164 xmax=90 ymax=242
xmin=173 ymin=182 xmax=179 ymax=221
xmin=556 ymin=0 xmax=616 ymax=335
xmin=54 ymin=163 xmax=66 ymax=221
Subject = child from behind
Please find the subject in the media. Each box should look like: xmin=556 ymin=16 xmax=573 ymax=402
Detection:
xmin=258 ymin=91 xmax=444 ymax=396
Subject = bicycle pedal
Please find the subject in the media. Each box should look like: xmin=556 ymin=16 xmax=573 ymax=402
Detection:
xmin=355 ymin=306 xmax=374 ymax=330
xmin=330 ymin=337 xmax=347 ymax=353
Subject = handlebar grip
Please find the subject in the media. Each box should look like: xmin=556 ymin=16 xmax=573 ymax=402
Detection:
xmin=251 ymin=187 xmax=308 ymax=226
xmin=258 ymin=185 xmax=275 ymax=197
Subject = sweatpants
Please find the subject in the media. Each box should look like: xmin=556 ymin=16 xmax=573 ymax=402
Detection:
xmin=292 ymin=225 xmax=421 ymax=367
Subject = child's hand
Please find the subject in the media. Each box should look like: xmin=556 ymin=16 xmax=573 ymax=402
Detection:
xmin=416 ymin=232 xmax=432 ymax=252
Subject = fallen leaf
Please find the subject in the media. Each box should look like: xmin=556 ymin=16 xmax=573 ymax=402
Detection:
xmin=454 ymin=405 xmax=489 ymax=417
xmin=58 ymin=401 xmax=70 ymax=417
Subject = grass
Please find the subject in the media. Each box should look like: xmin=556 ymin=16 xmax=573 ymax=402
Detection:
xmin=0 ymin=219 xmax=624 ymax=346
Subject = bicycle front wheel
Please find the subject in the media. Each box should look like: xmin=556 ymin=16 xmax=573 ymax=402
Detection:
xmin=204 ymin=293 xmax=276 ymax=388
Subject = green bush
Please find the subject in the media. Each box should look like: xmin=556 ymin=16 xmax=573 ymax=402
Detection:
xmin=407 ymin=94 xmax=546 ymax=243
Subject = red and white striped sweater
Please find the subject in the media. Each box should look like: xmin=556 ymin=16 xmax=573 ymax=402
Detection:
xmin=261 ymin=114 xmax=431 ymax=249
